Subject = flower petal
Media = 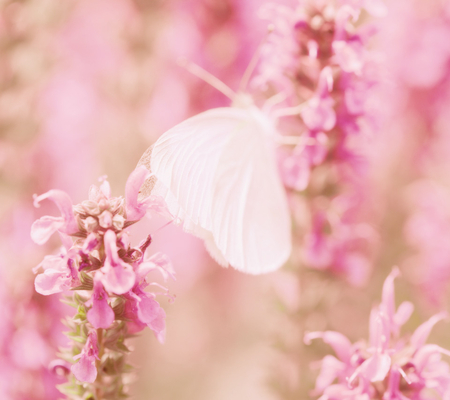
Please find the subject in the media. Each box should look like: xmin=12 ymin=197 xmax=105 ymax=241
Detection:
xmin=358 ymin=353 xmax=391 ymax=382
xmin=304 ymin=331 xmax=353 ymax=363
xmin=101 ymin=263 xmax=135 ymax=295
xmin=31 ymin=216 xmax=64 ymax=245
xmin=71 ymin=354 xmax=97 ymax=383
xmin=87 ymin=279 xmax=115 ymax=329
xmin=410 ymin=311 xmax=448 ymax=350
xmin=125 ymin=165 xmax=151 ymax=221
xmin=33 ymin=190 xmax=78 ymax=235
xmin=35 ymin=268 xmax=70 ymax=295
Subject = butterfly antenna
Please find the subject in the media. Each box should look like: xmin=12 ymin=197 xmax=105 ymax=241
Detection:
xmin=153 ymin=220 xmax=174 ymax=236
xmin=238 ymin=24 xmax=274 ymax=92
xmin=177 ymin=57 xmax=236 ymax=100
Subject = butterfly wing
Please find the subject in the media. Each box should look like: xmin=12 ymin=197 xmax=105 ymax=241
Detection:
xmin=141 ymin=107 xmax=291 ymax=274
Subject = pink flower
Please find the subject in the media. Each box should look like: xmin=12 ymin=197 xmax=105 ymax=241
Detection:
xmin=71 ymin=331 xmax=99 ymax=383
xmin=31 ymin=190 xmax=78 ymax=245
xmin=306 ymin=269 xmax=450 ymax=398
xmin=34 ymin=253 xmax=78 ymax=295
xmin=87 ymin=276 xmax=115 ymax=329
xmin=100 ymin=230 xmax=135 ymax=295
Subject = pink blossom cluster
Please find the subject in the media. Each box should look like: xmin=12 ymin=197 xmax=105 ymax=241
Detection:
xmin=255 ymin=0 xmax=381 ymax=285
xmin=0 ymin=273 xmax=67 ymax=399
xmin=306 ymin=268 xmax=450 ymax=399
xmin=31 ymin=166 xmax=174 ymax=388
xmin=378 ymin=0 xmax=450 ymax=306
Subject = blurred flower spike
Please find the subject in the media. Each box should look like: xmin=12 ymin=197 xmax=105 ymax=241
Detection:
xmin=31 ymin=166 xmax=175 ymax=398
xmin=305 ymin=268 xmax=450 ymax=399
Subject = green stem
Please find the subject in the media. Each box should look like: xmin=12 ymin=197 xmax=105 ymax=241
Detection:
xmin=95 ymin=328 xmax=104 ymax=400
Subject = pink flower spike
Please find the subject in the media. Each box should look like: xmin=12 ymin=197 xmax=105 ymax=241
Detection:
xmin=31 ymin=190 xmax=78 ymax=244
xmin=101 ymin=230 xmax=135 ymax=295
xmin=87 ymin=276 xmax=115 ymax=329
xmin=71 ymin=331 xmax=99 ymax=383
xmin=125 ymin=165 xmax=151 ymax=221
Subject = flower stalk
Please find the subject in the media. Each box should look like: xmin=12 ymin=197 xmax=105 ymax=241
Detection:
xmin=31 ymin=166 xmax=175 ymax=399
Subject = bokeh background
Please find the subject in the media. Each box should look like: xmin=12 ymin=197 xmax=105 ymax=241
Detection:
xmin=2 ymin=0 xmax=450 ymax=399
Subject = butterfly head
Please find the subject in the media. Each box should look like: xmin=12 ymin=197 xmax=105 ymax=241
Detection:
xmin=231 ymin=92 xmax=255 ymax=109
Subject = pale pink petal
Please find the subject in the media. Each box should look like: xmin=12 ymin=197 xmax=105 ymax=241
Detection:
xmin=101 ymin=263 xmax=135 ymax=295
xmin=413 ymin=344 xmax=450 ymax=373
xmin=149 ymin=307 xmax=166 ymax=344
xmin=301 ymin=97 xmax=336 ymax=132
xmin=358 ymin=353 xmax=391 ymax=382
xmin=101 ymin=230 xmax=136 ymax=294
xmin=33 ymin=254 xmax=65 ymax=273
xmin=304 ymin=331 xmax=353 ymax=363
xmin=410 ymin=312 xmax=448 ymax=350
xmin=315 ymin=355 xmax=345 ymax=392
xmin=31 ymin=216 xmax=64 ymax=245
xmin=87 ymin=279 xmax=114 ymax=329
xmin=381 ymin=267 xmax=400 ymax=326
xmin=137 ymin=296 xmax=161 ymax=324
xmin=394 ymin=301 xmax=414 ymax=328
xmin=125 ymin=165 xmax=151 ymax=221
xmin=35 ymin=269 xmax=70 ymax=295
xmin=33 ymin=190 xmax=78 ymax=235
xmin=104 ymin=229 xmax=120 ymax=264
xmin=71 ymin=354 xmax=97 ymax=383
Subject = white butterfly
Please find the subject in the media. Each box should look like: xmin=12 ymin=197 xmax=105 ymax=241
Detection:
xmin=139 ymin=65 xmax=300 ymax=274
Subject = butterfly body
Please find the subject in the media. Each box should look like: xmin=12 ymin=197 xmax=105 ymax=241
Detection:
xmin=140 ymin=104 xmax=292 ymax=274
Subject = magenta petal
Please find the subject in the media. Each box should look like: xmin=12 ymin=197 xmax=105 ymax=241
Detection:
xmin=125 ymin=166 xmax=150 ymax=221
xmin=87 ymin=298 xmax=115 ymax=329
xmin=35 ymin=269 xmax=69 ymax=295
xmin=359 ymin=353 xmax=391 ymax=382
xmin=71 ymin=354 xmax=97 ymax=383
xmin=31 ymin=216 xmax=64 ymax=245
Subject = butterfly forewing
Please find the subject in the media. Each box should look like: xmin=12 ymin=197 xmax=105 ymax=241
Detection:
xmin=147 ymin=107 xmax=292 ymax=274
